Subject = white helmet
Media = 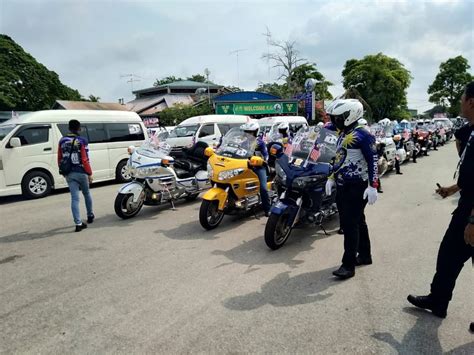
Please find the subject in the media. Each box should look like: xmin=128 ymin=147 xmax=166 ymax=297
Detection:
xmin=358 ymin=118 xmax=368 ymax=126
xmin=401 ymin=119 xmax=409 ymax=123
xmin=316 ymin=122 xmax=324 ymax=128
xmin=379 ymin=118 xmax=391 ymax=127
xmin=392 ymin=120 xmax=399 ymax=125
xmin=326 ymin=99 xmax=364 ymax=128
xmin=424 ymin=119 xmax=431 ymax=123
xmin=240 ymin=121 xmax=259 ymax=133
xmin=277 ymin=122 xmax=289 ymax=132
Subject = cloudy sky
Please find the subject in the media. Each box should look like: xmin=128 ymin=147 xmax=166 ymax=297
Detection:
xmin=2 ymin=0 xmax=473 ymax=112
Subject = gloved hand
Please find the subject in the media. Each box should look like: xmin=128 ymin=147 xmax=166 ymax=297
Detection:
xmin=325 ymin=179 xmax=335 ymax=196
xmin=363 ymin=186 xmax=378 ymax=205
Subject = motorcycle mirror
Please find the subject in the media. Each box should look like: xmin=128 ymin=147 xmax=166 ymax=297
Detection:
xmin=204 ymin=147 xmax=214 ymax=157
xmin=127 ymin=145 xmax=136 ymax=155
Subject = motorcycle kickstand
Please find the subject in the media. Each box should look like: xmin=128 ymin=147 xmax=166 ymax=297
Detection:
xmin=318 ymin=223 xmax=329 ymax=236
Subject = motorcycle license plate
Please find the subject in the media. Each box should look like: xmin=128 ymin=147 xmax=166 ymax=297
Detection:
xmin=294 ymin=159 xmax=303 ymax=167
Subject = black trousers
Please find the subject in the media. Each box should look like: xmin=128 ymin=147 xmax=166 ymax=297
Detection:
xmin=336 ymin=181 xmax=371 ymax=269
xmin=430 ymin=208 xmax=474 ymax=304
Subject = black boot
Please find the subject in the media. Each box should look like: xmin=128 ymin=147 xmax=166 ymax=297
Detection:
xmin=332 ymin=265 xmax=355 ymax=279
xmin=407 ymin=294 xmax=447 ymax=318
xmin=470 ymin=322 xmax=474 ymax=332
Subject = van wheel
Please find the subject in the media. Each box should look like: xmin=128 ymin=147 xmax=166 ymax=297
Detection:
xmin=116 ymin=160 xmax=131 ymax=183
xmin=22 ymin=171 xmax=52 ymax=199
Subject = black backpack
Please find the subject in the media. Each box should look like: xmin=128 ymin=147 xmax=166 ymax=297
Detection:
xmin=59 ymin=137 xmax=77 ymax=176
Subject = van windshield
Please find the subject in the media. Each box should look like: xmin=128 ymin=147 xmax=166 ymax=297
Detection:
xmin=168 ymin=125 xmax=199 ymax=138
xmin=0 ymin=124 xmax=17 ymax=141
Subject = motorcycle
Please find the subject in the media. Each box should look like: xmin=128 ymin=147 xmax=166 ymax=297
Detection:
xmin=199 ymin=128 xmax=275 ymax=230
xmin=413 ymin=127 xmax=432 ymax=156
xmin=264 ymin=126 xmax=338 ymax=250
xmin=370 ymin=124 xmax=397 ymax=171
xmin=114 ymin=139 xmax=210 ymax=219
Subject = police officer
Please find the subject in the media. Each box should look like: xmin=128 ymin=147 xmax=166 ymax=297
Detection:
xmin=240 ymin=121 xmax=271 ymax=217
xmin=325 ymin=99 xmax=379 ymax=279
xmin=408 ymin=82 xmax=474 ymax=331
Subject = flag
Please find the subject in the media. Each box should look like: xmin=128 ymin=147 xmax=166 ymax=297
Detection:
xmin=309 ymin=145 xmax=320 ymax=161
xmin=284 ymin=143 xmax=293 ymax=156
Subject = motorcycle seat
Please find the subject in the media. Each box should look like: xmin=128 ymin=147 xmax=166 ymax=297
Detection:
xmin=174 ymin=168 xmax=194 ymax=180
xmin=174 ymin=159 xmax=203 ymax=175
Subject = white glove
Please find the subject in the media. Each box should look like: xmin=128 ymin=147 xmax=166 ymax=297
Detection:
xmin=363 ymin=186 xmax=378 ymax=205
xmin=325 ymin=179 xmax=335 ymax=196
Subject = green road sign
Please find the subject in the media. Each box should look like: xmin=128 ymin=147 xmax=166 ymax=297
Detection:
xmin=216 ymin=102 xmax=298 ymax=115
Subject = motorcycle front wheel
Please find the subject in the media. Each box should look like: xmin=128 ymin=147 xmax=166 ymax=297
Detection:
xmin=114 ymin=193 xmax=144 ymax=219
xmin=264 ymin=212 xmax=292 ymax=250
xmin=199 ymin=200 xmax=224 ymax=230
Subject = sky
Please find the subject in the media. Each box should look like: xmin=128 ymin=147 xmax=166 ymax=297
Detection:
xmin=1 ymin=0 xmax=473 ymax=113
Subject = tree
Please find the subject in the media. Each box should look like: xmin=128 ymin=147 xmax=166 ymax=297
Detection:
xmin=158 ymin=102 xmax=213 ymax=126
xmin=153 ymin=76 xmax=182 ymax=87
xmin=342 ymin=53 xmax=412 ymax=121
xmin=86 ymin=95 xmax=100 ymax=102
xmin=0 ymin=35 xmax=82 ymax=111
xmin=428 ymin=55 xmax=473 ymax=117
xmin=291 ymin=63 xmax=333 ymax=100
xmin=255 ymin=82 xmax=289 ymax=98
xmin=187 ymin=74 xmax=206 ymax=83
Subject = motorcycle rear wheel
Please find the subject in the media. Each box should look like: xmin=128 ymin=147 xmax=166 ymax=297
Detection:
xmin=114 ymin=193 xmax=144 ymax=219
xmin=264 ymin=212 xmax=292 ymax=250
xmin=199 ymin=200 xmax=224 ymax=230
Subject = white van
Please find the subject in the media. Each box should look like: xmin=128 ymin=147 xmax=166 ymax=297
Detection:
xmin=166 ymin=114 xmax=251 ymax=153
xmin=0 ymin=110 xmax=147 ymax=198
xmin=257 ymin=116 xmax=308 ymax=134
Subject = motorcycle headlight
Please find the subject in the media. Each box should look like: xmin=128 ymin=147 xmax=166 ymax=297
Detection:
xmin=292 ymin=175 xmax=326 ymax=188
xmin=217 ymin=168 xmax=244 ymax=181
xmin=275 ymin=163 xmax=287 ymax=182
xmin=207 ymin=161 xmax=213 ymax=179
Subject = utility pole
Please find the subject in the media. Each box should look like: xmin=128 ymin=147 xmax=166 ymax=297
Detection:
xmin=204 ymin=68 xmax=211 ymax=104
xmin=229 ymin=49 xmax=247 ymax=88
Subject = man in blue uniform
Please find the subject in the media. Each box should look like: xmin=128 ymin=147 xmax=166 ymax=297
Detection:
xmin=325 ymin=99 xmax=379 ymax=279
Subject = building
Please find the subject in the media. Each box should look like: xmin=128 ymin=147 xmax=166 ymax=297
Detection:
xmin=127 ymin=80 xmax=224 ymax=118
xmin=52 ymin=100 xmax=130 ymax=111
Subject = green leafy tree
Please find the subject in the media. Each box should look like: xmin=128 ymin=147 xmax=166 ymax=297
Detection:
xmin=187 ymin=74 xmax=206 ymax=83
xmin=255 ymin=82 xmax=289 ymax=98
xmin=291 ymin=63 xmax=333 ymax=99
xmin=0 ymin=35 xmax=82 ymax=110
xmin=428 ymin=56 xmax=473 ymax=117
xmin=85 ymin=94 xmax=100 ymax=102
xmin=158 ymin=102 xmax=213 ymax=126
xmin=153 ymin=76 xmax=182 ymax=87
xmin=342 ymin=53 xmax=412 ymax=121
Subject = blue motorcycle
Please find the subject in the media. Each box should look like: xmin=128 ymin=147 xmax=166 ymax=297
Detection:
xmin=264 ymin=127 xmax=338 ymax=250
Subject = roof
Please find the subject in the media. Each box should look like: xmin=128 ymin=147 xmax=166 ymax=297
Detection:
xmin=133 ymin=80 xmax=223 ymax=95
xmin=213 ymin=91 xmax=281 ymax=102
xmin=53 ymin=100 xmax=130 ymax=111
xmin=127 ymin=94 xmax=196 ymax=115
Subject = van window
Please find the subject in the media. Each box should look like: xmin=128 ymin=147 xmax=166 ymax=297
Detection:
xmin=217 ymin=124 xmax=231 ymax=136
xmin=106 ymin=123 xmax=145 ymax=142
xmin=15 ymin=126 xmax=49 ymax=145
xmin=57 ymin=124 xmax=69 ymax=137
xmin=84 ymin=123 xmax=108 ymax=143
xmin=199 ymin=124 xmax=215 ymax=138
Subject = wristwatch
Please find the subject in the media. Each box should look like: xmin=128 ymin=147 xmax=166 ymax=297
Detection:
xmin=469 ymin=215 xmax=474 ymax=225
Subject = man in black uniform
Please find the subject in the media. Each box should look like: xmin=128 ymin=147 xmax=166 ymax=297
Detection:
xmin=407 ymin=82 xmax=474 ymax=332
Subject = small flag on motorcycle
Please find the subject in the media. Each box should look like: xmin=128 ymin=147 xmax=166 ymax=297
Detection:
xmin=309 ymin=145 xmax=320 ymax=161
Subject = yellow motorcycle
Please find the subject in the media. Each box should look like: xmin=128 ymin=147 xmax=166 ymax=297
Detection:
xmin=199 ymin=128 xmax=274 ymax=230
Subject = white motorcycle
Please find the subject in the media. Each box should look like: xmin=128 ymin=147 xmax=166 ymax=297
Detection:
xmin=114 ymin=140 xmax=210 ymax=219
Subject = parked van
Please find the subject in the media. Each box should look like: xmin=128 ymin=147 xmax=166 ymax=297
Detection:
xmin=0 ymin=110 xmax=147 ymax=198
xmin=166 ymin=114 xmax=251 ymax=154
xmin=257 ymin=116 xmax=308 ymax=134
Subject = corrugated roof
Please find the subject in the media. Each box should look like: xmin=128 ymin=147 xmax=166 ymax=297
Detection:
xmin=54 ymin=100 xmax=130 ymax=111
xmin=127 ymin=94 xmax=196 ymax=115
xmin=133 ymin=80 xmax=222 ymax=95
xmin=127 ymin=95 xmax=165 ymax=113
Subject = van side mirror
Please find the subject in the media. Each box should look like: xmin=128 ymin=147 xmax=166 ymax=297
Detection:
xmin=9 ymin=137 xmax=21 ymax=148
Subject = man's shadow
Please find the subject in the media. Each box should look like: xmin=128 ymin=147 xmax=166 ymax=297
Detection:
xmin=223 ymin=267 xmax=338 ymax=311
xmin=373 ymin=307 xmax=474 ymax=354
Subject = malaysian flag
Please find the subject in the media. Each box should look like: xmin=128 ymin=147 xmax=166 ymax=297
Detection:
xmin=309 ymin=145 xmax=320 ymax=161
xmin=284 ymin=143 xmax=293 ymax=156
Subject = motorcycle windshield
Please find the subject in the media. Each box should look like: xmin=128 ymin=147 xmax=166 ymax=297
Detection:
xmin=216 ymin=127 xmax=257 ymax=159
xmin=288 ymin=126 xmax=337 ymax=164
xmin=266 ymin=125 xmax=285 ymax=144
xmin=136 ymin=137 xmax=172 ymax=159
xmin=370 ymin=124 xmax=386 ymax=139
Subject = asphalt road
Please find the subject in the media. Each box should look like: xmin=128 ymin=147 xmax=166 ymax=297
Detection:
xmin=1 ymin=143 xmax=473 ymax=354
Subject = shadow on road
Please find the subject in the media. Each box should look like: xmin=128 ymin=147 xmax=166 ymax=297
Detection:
xmin=223 ymin=267 xmax=338 ymax=311
xmin=371 ymin=307 xmax=474 ymax=354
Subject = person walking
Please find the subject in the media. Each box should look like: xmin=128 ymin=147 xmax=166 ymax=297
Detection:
xmin=407 ymin=82 xmax=474 ymax=331
xmin=58 ymin=119 xmax=94 ymax=232
xmin=325 ymin=99 xmax=379 ymax=279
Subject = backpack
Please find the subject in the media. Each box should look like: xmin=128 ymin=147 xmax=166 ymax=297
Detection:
xmin=59 ymin=137 xmax=77 ymax=176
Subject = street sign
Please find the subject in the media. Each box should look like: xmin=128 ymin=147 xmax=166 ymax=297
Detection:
xmin=216 ymin=102 xmax=298 ymax=115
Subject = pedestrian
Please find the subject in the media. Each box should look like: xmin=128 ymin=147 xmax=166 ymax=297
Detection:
xmin=325 ymin=99 xmax=379 ymax=279
xmin=454 ymin=119 xmax=473 ymax=157
xmin=407 ymin=82 xmax=474 ymax=332
xmin=58 ymin=119 xmax=94 ymax=232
